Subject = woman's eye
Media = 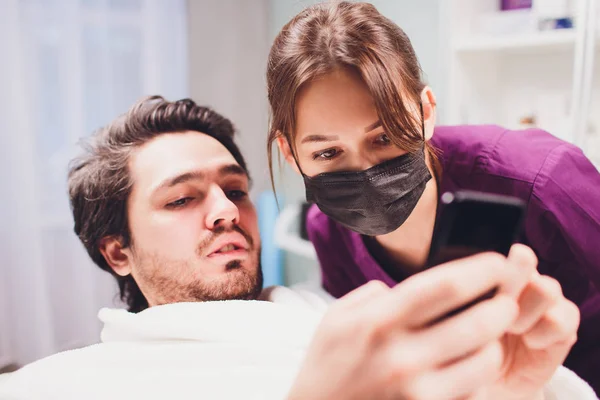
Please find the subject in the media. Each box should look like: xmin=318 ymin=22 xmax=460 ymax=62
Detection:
xmin=313 ymin=148 xmax=339 ymax=160
xmin=166 ymin=197 xmax=193 ymax=208
xmin=227 ymin=190 xmax=248 ymax=200
xmin=375 ymin=133 xmax=391 ymax=145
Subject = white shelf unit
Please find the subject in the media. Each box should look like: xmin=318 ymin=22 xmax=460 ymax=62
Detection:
xmin=454 ymin=29 xmax=577 ymax=53
xmin=583 ymin=0 xmax=600 ymax=166
xmin=441 ymin=0 xmax=600 ymax=168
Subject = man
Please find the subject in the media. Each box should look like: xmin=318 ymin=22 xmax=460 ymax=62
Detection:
xmin=0 ymin=97 xmax=595 ymax=400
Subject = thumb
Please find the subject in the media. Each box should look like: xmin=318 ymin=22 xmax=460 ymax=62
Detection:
xmin=504 ymin=244 xmax=538 ymax=297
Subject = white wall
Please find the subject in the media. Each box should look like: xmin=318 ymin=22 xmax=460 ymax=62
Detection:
xmin=187 ymin=0 xmax=271 ymax=197
xmin=369 ymin=0 xmax=444 ymax=110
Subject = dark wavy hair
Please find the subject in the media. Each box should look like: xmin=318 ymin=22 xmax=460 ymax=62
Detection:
xmin=68 ymin=96 xmax=249 ymax=313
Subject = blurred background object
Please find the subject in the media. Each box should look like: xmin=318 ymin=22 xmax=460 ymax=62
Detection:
xmin=0 ymin=0 xmax=598 ymax=370
xmin=0 ymin=0 xmax=189 ymax=370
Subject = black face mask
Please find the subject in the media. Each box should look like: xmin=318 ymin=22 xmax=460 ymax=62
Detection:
xmin=302 ymin=149 xmax=432 ymax=236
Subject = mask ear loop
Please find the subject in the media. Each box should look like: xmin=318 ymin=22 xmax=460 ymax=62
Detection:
xmin=420 ymin=101 xmax=442 ymax=229
xmin=420 ymin=102 xmax=426 ymax=142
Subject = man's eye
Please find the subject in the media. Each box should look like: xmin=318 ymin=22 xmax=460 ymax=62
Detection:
xmin=166 ymin=197 xmax=193 ymax=208
xmin=313 ymin=148 xmax=339 ymax=160
xmin=375 ymin=133 xmax=391 ymax=145
xmin=227 ymin=190 xmax=247 ymax=200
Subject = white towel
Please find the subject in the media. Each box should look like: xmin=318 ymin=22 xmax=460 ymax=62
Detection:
xmin=0 ymin=286 xmax=596 ymax=400
xmin=0 ymin=286 xmax=324 ymax=400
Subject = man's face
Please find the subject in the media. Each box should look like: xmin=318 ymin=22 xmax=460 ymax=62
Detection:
xmin=121 ymin=131 xmax=262 ymax=306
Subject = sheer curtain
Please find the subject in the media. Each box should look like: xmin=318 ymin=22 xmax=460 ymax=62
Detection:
xmin=0 ymin=0 xmax=188 ymax=368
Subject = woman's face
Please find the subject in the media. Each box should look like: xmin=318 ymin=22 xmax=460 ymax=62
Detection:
xmin=278 ymin=67 xmax=434 ymax=177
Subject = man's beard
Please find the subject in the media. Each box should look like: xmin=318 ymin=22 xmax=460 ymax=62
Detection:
xmin=131 ymin=227 xmax=263 ymax=306
xmin=134 ymin=252 xmax=263 ymax=306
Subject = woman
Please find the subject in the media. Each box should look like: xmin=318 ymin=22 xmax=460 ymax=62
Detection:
xmin=266 ymin=1 xmax=600 ymax=396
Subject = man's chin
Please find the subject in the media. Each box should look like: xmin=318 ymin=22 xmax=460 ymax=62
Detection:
xmin=225 ymin=259 xmax=243 ymax=271
xmin=192 ymin=259 xmax=263 ymax=301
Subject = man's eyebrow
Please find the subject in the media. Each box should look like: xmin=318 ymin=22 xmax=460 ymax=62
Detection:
xmin=151 ymin=164 xmax=247 ymax=195
xmin=217 ymin=164 xmax=247 ymax=178
xmin=152 ymin=171 xmax=205 ymax=195
xmin=300 ymin=120 xmax=382 ymax=144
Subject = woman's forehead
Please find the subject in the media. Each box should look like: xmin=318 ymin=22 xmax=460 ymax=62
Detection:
xmin=294 ymin=69 xmax=379 ymax=140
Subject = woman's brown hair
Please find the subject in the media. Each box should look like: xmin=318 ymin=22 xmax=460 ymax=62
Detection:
xmin=266 ymin=1 xmax=439 ymax=185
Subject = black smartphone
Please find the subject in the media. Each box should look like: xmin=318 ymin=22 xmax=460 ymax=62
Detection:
xmin=427 ymin=190 xmax=526 ymax=267
xmin=424 ymin=190 xmax=526 ymax=320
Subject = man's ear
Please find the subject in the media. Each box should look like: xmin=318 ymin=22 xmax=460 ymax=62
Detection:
xmin=98 ymin=236 xmax=132 ymax=277
xmin=276 ymin=135 xmax=301 ymax=174
xmin=420 ymin=86 xmax=437 ymax=141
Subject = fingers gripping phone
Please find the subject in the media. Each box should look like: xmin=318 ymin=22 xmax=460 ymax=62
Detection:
xmin=425 ymin=190 xmax=526 ymax=319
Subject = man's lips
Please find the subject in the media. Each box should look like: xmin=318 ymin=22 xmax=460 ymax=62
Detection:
xmin=205 ymin=232 xmax=250 ymax=258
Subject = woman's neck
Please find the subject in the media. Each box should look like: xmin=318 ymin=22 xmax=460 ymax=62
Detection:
xmin=370 ymin=176 xmax=439 ymax=277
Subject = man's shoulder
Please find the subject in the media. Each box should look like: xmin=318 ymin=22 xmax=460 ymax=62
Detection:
xmin=261 ymin=285 xmax=334 ymax=310
xmin=0 ymin=344 xmax=107 ymax=398
xmin=11 ymin=343 xmax=106 ymax=373
xmin=0 ymin=336 xmax=301 ymax=399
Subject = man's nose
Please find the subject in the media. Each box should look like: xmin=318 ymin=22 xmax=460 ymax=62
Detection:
xmin=204 ymin=185 xmax=240 ymax=230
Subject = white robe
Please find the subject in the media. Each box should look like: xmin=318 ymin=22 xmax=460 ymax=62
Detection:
xmin=0 ymin=286 xmax=595 ymax=400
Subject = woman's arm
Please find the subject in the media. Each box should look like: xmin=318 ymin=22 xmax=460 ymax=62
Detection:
xmin=533 ymin=144 xmax=600 ymax=289
xmin=530 ymin=143 xmax=600 ymax=393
